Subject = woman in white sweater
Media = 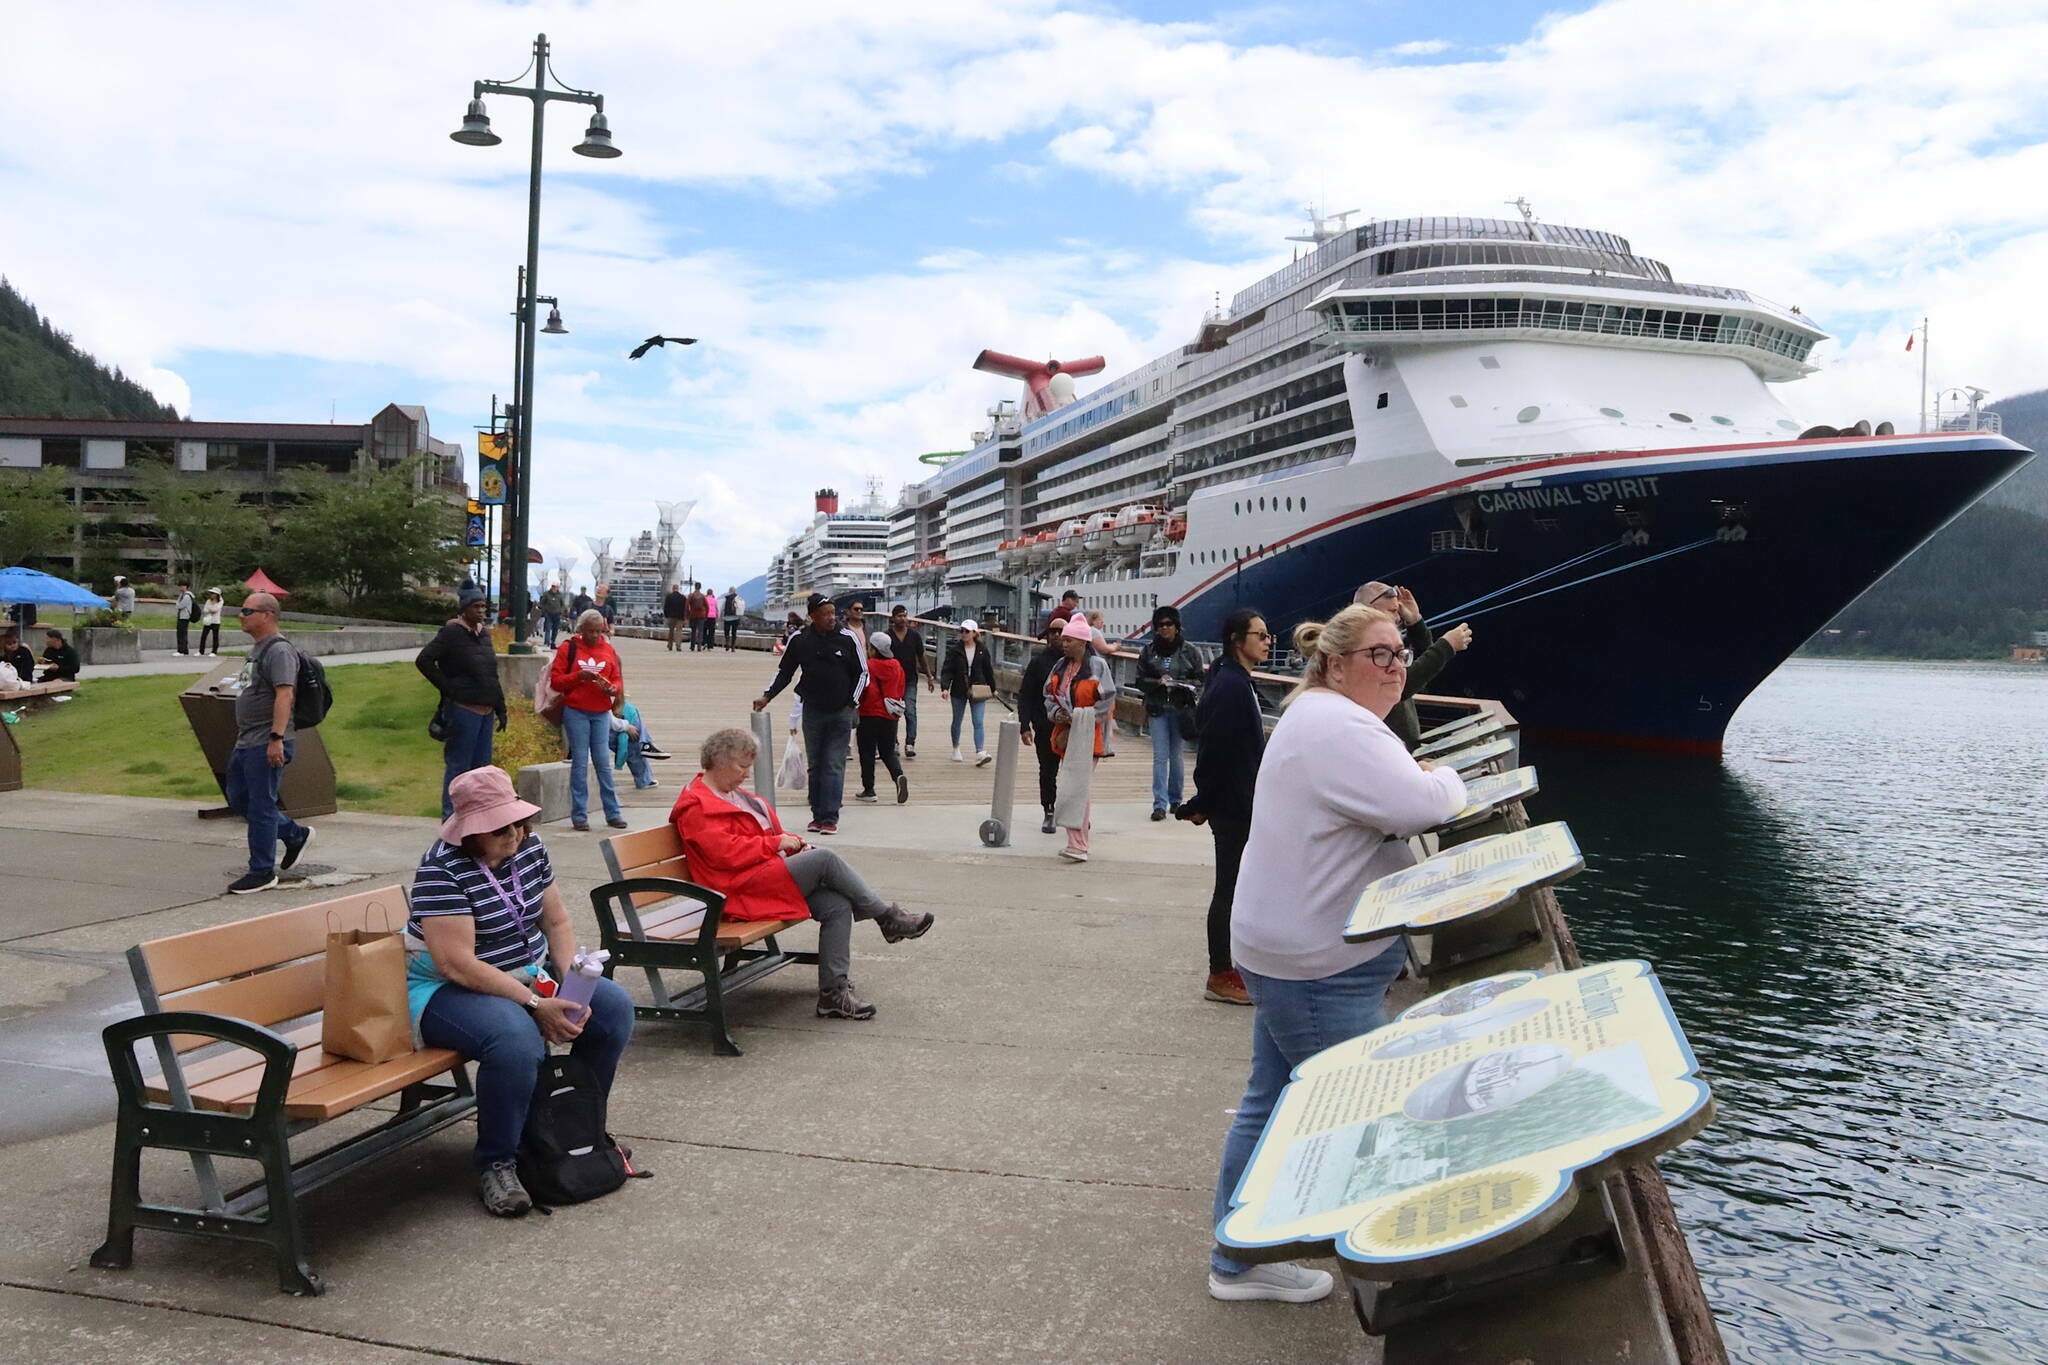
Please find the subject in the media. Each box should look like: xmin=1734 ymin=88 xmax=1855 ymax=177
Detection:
xmin=1205 ymin=603 xmax=1466 ymax=1305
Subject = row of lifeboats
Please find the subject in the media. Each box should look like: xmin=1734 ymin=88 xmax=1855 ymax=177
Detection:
xmin=997 ymin=505 xmax=1187 ymax=570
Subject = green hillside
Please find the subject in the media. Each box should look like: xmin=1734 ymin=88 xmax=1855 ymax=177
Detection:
xmin=1982 ymin=387 xmax=2048 ymax=517
xmin=0 ymin=277 xmax=178 ymax=419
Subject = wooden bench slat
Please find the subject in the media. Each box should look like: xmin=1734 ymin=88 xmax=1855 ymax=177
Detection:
xmin=605 ymin=825 xmax=686 ymax=875
xmin=141 ymin=885 xmax=410 ymax=996
xmin=162 ymin=958 xmax=329 ymax=1052
xmin=147 ymin=1022 xmax=326 ymax=1099
xmin=278 ymin=1048 xmax=464 ymax=1121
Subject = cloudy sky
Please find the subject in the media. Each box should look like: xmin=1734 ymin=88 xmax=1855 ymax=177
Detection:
xmin=2 ymin=0 xmax=2043 ymax=592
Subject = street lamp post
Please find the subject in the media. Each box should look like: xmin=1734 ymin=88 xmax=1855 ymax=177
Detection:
xmin=452 ymin=32 xmax=620 ymax=651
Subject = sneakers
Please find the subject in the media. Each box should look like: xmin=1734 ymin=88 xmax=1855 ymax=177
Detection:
xmin=1151 ymin=807 xmax=1168 ymax=822
xmin=807 ymin=820 xmax=827 ymax=833
xmin=640 ymin=744 xmax=672 ymax=760
xmin=280 ymin=825 xmax=315 ymax=870
xmin=227 ymin=869 xmax=278 ymax=895
xmin=1205 ymin=970 xmax=1253 ymax=1005
xmin=478 ymin=1160 xmax=533 ymax=1218
xmin=1041 ymin=811 xmax=1057 ymax=834
xmin=877 ymin=905 xmax=934 ymax=942
xmin=812 ymin=822 xmax=837 ymax=835
xmin=1206 ymin=1262 xmax=1334 ymax=1303
xmin=817 ymin=986 xmax=877 ymax=1020
xmin=854 ymin=791 xmax=879 ymax=803
xmin=975 ymin=750 xmax=992 ymax=767
xmin=1058 ymin=847 xmax=1088 ymax=863
xmin=952 ymin=748 xmax=964 ymax=763
xmin=635 ymin=778 xmax=661 ymax=789
xmin=895 ymin=773 xmax=909 ymax=804
xmin=606 ymin=816 xmax=630 ymax=829
xmin=903 ymin=746 xmax=916 ymax=759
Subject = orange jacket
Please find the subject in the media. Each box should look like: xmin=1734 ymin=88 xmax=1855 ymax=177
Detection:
xmin=667 ymin=776 xmax=810 ymax=922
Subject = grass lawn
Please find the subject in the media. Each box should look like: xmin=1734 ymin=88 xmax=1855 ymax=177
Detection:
xmin=12 ymin=661 xmax=560 ymax=819
xmin=115 ymin=611 xmax=338 ymax=631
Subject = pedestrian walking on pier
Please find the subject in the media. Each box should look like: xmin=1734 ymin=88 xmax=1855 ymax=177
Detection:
xmin=224 ymin=592 xmax=314 ymax=894
xmin=886 ymin=604 xmax=931 ymax=757
xmin=722 ymin=587 xmax=742 ymax=651
xmin=663 ymin=583 xmax=688 ymax=651
xmin=1046 ymin=614 xmax=1116 ymax=862
xmin=1136 ymin=605 xmax=1203 ymax=820
xmin=1206 ymin=603 xmax=1465 ymax=1304
xmin=756 ymin=594 xmax=864 ymax=835
xmin=686 ymin=583 xmax=710 ymax=651
xmin=1016 ymin=618 xmax=1065 ymax=833
xmin=539 ymin=582 xmax=565 ymax=649
xmin=854 ymin=631 xmax=909 ymax=805
xmin=1177 ymin=608 xmax=1271 ymax=1006
xmin=416 ymin=587 xmax=507 ymax=816
xmin=571 ymin=586 xmax=593 ymax=620
xmin=549 ymin=610 xmax=628 ymax=832
xmin=941 ymin=619 xmax=996 ymax=765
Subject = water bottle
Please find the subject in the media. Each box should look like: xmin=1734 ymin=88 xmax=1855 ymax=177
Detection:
xmin=555 ymin=947 xmax=610 ymax=1016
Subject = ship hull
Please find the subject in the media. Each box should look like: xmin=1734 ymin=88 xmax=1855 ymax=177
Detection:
xmin=1172 ymin=434 xmax=2032 ymax=754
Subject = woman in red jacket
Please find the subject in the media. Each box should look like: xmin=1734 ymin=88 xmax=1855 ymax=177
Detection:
xmin=670 ymin=727 xmax=934 ymax=1020
xmin=549 ymin=610 xmax=625 ymax=832
xmin=855 ymin=630 xmax=909 ymax=805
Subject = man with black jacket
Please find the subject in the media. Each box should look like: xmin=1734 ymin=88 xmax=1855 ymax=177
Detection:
xmin=1354 ymin=582 xmax=1473 ymax=749
xmin=663 ymin=584 xmax=689 ymax=651
xmin=1015 ymin=619 xmax=1065 ymax=833
xmin=755 ymin=594 xmax=865 ymax=835
xmin=415 ymin=588 xmax=507 ymax=816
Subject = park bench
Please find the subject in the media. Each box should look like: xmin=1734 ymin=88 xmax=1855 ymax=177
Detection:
xmin=92 ymin=885 xmax=474 ymax=1296
xmin=593 ymin=824 xmax=814 ymax=1056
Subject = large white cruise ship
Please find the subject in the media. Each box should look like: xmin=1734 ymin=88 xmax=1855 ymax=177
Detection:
xmin=766 ymin=483 xmax=890 ymax=615
xmin=871 ymin=210 xmax=2030 ymax=754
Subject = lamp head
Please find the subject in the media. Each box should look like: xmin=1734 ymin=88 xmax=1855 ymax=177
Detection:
xmin=450 ymin=99 xmax=502 ymax=147
xmin=541 ymin=305 xmax=568 ymax=335
xmin=573 ymin=111 xmax=621 ymax=159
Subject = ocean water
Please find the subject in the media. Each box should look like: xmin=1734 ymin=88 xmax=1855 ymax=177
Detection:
xmin=1529 ymin=659 xmax=2048 ymax=1365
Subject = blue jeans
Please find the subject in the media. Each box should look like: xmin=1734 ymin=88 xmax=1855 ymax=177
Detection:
xmin=1149 ymin=710 xmax=1186 ymax=811
xmin=949 ymin=695 xmax=986 ymax=751
xmin=614 ymin=724 xmax=657 ymax=788
xmin=418 ymin=975 xmax=633 ymax=1169
xmin=441 ymin=706 xmax=496 ymax=816
xmin=801 ymin=704 xmax=855 ymax=825
xmin=223 ymin=741 xmax=307 ymax=875
xmin=902 ymin=685 xmax=919 ymax=748
xmin=542 ymin=612 xmax=561 ymax=648
xmin=561 ymin=706 xmax=622 ymax=823
xmin=1210 ymin=947 xmax=1407 ymax=1275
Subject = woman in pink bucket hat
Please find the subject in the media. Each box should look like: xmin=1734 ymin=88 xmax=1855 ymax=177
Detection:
xmin=405 ymin=766 xmax=634 ymax=1217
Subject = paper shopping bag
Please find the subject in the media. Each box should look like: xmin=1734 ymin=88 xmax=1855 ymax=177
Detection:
xmin=321 ymin=922 xmax=411 ymax=1064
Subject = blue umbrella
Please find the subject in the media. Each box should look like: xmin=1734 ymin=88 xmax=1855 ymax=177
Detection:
xmin=0 ymin=566 xmax=111 ymax=608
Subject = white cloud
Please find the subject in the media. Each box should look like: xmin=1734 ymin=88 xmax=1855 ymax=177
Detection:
xmin=0 ymin=0 xmax=2042 ymax=590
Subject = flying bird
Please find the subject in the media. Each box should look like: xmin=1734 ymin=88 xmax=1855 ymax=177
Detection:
xmin=628 ymin=335 xmax=698 ymax=359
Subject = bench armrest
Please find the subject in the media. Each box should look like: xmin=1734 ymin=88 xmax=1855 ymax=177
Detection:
xmin=589 ymin=876 xmax=731 ymax=947
xmin=102 ymin=1010 xmax=300 ymax=1118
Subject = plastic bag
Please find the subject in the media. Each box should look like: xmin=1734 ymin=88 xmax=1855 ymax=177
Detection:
xmin=777 ymin=739 xmax=807 ymax=791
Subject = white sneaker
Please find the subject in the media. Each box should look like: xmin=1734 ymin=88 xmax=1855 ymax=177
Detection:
xmin=974 ymin=751 xmax=992 ymax=767
xmin=952 ymin=748 xmax=964 ymax=763
xmin=1058 ymin=847 xmax=1088 ymax=863
xmin=1206 ymin=1262 xmax=1334 ymax=1303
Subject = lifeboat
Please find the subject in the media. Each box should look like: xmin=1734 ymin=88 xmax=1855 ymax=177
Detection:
xmin=1112 ymin=504 xmax=1161 ymax=548
xmin=1028 ymin=529 xmax=1058 ymax=566
xmin=1164 ymin=512 xmax=1188 ymax=543
xmin=1053 ymin=519 xmax=1086 ymax=560
xmin=997 ymin=538 xmax=1022 ymax=572
xmin=1081 ymin=511 xmax=1117 ymax=553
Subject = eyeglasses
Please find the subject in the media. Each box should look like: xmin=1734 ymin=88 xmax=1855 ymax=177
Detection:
xmin=1344 ymin=645 xmax=1414 ymax=669
xmin=1246 ymin=630 xmax=1273 ymax=641
xmin=488 ymin=821 xmax=525 ymax=839
xmin=1366 ymin=587 xmax=1399 ymax=605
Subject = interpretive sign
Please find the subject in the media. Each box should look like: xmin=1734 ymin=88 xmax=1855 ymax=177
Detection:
xmin=1420 ymin=710 xmax=1494 ymax=742
xmin=1415 ymin=717 xmax=1505 ymax=761
xmin=1346 ymin=821 xmax=1581 ymax=943
xmin=1440 ymin=766 xmax=1540 ymax=832
xmin=1214 ymin=960 xmax=1713 ymax=1279
xmin=1446 ymin=735 xmax=1514 ymax=774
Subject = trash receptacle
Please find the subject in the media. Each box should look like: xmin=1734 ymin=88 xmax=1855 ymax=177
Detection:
xmin=180 ymin=657 xmax=337 ymax=821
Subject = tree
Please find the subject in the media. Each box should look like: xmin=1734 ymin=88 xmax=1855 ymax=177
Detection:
xmin=0 ymin=468 xmax=76 ymax=567
xmin=136 ymin=465 xmax=265 ymax=591
xmin=269 ymin=455 xmax=467 ymax=603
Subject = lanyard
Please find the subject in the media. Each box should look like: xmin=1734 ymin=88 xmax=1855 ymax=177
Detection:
xmin=473 ymin=852 xmax=531 ymax=939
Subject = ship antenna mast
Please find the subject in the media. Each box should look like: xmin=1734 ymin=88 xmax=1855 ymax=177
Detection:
xmin=1506 ymin=196 xmax=1536 ymax=222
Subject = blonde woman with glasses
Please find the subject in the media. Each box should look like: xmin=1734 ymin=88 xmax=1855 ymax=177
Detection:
xmin=1204 ymin=603 xmax=1466 ymax=1305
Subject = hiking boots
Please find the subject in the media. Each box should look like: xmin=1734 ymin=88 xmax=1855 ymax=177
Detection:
xmin=817 ymin=986 xmax=878 ymax=1020
xmin=1204 ymin=970 xmax=1253 ymax=1006
xmin=478 ymin=1160 xmax=533 ymax=1217
xmin=877 ymin=905 xmax=934 ymax=943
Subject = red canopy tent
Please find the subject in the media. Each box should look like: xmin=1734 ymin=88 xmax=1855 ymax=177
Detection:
xmin=243 ymin=568 xmax=290 ymax=598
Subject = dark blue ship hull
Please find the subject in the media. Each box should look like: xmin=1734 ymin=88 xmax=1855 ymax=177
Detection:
xmin=1173 ymin=434 xmax=2032 ymax=754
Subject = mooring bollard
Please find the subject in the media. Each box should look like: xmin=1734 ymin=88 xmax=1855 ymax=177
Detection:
xmin=981 ymin=718 xmax=1020 ymax=847
xmin=751 ymin=707 xmax=777 ymax=812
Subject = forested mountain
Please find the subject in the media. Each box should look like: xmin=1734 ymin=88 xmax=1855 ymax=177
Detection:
xmin=0 ymin=277 xmax=178 ymax=420
xmin=1981 ymin=387 xmax=2048 ymax=517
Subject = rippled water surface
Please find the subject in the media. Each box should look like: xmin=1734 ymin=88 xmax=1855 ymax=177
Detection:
xmin=1527 ymin=660 xmax=2048 ymax=1365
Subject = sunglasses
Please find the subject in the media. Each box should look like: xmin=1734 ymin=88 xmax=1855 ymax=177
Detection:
xmin=238 ymin=606 xmax=273 ymax=616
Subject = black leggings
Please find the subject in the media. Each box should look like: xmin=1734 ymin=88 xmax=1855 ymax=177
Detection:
xmin=1032 ymin=726 xmax=1060 ymax=811
xmin=1206 ymin=815 xmax=1250 ymax=975
xmin=199 ymin=623 xmax=221 ymax=653
xmin=856 ymin=715 xmax=903 ymax=793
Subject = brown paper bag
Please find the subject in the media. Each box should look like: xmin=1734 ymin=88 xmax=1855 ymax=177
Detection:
xmin=321 ymin=920 xmax=410 ymax=1064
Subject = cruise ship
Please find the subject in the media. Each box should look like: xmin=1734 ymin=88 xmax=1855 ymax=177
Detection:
xmin=872 ymin=210 xmax=2031 ymax=754
xmin=765 ymin=483 xmax=890 ymax=615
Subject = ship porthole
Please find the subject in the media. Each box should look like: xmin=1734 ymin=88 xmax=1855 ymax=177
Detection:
xmin=1516 ymin=405 xmax=1541 ymax=423
xmin=1776 ymin=419 xmax=1800 ymax=431
xmin=1599 ymin=407 xmax=1625 ymax=419
xmin=1711 ymin=415 xmax=1734 ymax=426
xmin=1669 ymin=411 xmax=1694 ymax=423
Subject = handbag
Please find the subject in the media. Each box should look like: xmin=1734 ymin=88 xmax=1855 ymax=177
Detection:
xmin=969 ymin=683 xmax=995 ymax=702
xmin=427 ymin=698 xmax=448 ymax=741
xmin=535 ymin=640 xmax=571 ymax=725
xmin=320 ymin=907 xmax=410 ymax=1065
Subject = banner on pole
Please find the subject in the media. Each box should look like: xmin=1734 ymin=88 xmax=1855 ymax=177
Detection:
xmin=476 ymin=432 xmax=508 ymax=505
xmin=465 ymin=513 xmax=488 ymax=547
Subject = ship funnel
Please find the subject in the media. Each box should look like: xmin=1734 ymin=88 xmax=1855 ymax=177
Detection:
xmin=815 ymin=488 xmax=840 ymax=514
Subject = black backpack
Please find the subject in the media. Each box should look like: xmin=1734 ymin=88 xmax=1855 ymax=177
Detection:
xmin=292 ymin=649 xmax=333 ymax=729
xmin=516 ymin=1053 xmax=641 ymax=1207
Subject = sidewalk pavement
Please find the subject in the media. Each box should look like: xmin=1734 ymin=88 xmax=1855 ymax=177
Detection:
xmin=0 ymin=782 xmax=1378 ymax=1363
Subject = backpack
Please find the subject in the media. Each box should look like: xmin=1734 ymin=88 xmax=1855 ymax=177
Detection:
xmin=516 ymin=1052 xmax=640 ymax=1207
xmin=292 ymin=649 xmax=333 ymax=729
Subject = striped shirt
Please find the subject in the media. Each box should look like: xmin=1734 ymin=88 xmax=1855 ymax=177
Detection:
xmin=407 ymin=836 xmax=554 ymax=972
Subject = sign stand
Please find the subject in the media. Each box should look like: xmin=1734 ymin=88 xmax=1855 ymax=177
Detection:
xmin=179 ymin=657 xmax=336 ymax=821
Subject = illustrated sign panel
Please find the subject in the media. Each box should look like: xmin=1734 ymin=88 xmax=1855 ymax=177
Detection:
xmin=1415 ymin=717 xmax=1505 ymax=761
xmin=1420 ymin=710 xmax=1494 ymax=743
xmin=1447 ymin=735 xmax=1514 ymax=774
xmin=1440 ymin=766 xmax=1540 ymax=832
xmin=1346 ymin=821 xmax=1582 ymax=943
xmin=1215 ymin=961 xmax=1713 ymax=1278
